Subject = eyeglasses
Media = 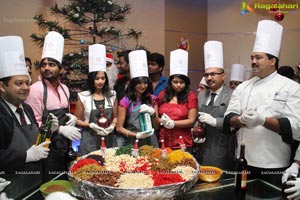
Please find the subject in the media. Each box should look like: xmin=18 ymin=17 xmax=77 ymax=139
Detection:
xmin=203 ymin=72 xmax=224 ymax=77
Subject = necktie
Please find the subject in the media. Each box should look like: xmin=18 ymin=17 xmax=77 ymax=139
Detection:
xmin=16 ymin=108 xmax=27 ymax=125
xmin=208 ymin=93 xmax=216 ymax=106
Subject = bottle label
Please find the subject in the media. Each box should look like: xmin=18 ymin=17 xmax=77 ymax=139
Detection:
xmin=241 ymin=170 xmax=247 ymax=188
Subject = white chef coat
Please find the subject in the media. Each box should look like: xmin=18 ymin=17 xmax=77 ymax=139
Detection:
xmin=225 ymin=71 xmax=300 ymax=168
xmin=77 ymin=90 xmax=116 ymax=122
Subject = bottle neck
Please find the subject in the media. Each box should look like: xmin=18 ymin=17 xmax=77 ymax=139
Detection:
xmin=240 ymin=144 xmax=245 ymax=159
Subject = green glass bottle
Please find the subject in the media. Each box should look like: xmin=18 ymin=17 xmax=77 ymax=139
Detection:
xmin=35 ymin=115 xmax=52 ymax=148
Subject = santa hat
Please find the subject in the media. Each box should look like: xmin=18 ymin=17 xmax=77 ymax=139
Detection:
xmin=106 ymin=53 xmax=114 ymax=64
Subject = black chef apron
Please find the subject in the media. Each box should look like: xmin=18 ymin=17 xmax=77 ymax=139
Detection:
xmin=1 ymin=101 xmax=42 ymax=199
xmin=80 ymin=97 xmax=115 ymax=155
xmin=41 ymin=80 xmax=70 ymax=181
xmin=124 ymin=103 xmax=158 ymax=147
xmin=197 ymin=104 xmax=236 ymax=172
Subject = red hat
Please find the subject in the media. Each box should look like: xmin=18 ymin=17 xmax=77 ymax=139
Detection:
xmin=106 ymin=53 xmax=114 ymax=64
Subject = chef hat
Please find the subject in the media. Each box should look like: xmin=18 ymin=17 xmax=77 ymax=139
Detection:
xmin=89 ymin=44 xmax=106 ymax=73
xmin=41 ymin=31 xmax=64 ymax=64
xmin=200 ymin=76 xmax=208 ymax=86
xmin=106 ymin=53 xmax=114 ymax=64
xmin=230 ymin=64 xmax=246 ymax=82
xmin=252 ymin=20 xmax=283 ymax=58
xmin=129 ymin=50 xmax=148 ymax=79
xmin=0 ymin=36 xmax=28 ymax=79
xmin=170 ymin=49 xmax=188 ymax=76
xmin=204 ymin=41 xmax=223 ymax=69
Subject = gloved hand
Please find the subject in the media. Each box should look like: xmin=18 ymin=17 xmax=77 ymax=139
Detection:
xmin=45 ymin=191 xmax=77 ymax=200
xmin=105 ymin=124 xmax=115 ymax=135
xmin=159 ymin=113 xmax=175 ymax=129
xmin=193 ymin=137 xmax=206 ymax=144
xmin=282 ymin=163 xmax=300 ymax=183
xmin=59 ymin=126 xmax=81 ymax=141
xmin=89 ymin=123 xmax=108 ymax=136
xmin=139 ymin=104 xmax=155 ymax=116
xmin=0 ymin=192 xmax=13 ymax=200
xmin=198 ymin=112 xmax=217 ymax=127
xmin=65 ymin=113 xmax=77 ymax=126
xmin=26 ymin=141 xmax=51 ymax=162
xmin=238 ymin=109 xmax=265 ymax=128
xmin=49 ymin=113 xmax=59 ymax=133
xmin=284 ymin=178 xmax=300 ymax=199
xmin=136 ymin=128 xmax=154 ymax=139
xmin=0 ymin=178 xmax=10 ymax=192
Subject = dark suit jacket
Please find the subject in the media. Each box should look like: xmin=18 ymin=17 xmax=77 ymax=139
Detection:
xmin=197 ymin=84 xmax=233 ymax=130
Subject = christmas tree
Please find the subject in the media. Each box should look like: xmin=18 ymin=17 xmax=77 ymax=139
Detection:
xmin=31 ymin=0 xmax=142 ymax=103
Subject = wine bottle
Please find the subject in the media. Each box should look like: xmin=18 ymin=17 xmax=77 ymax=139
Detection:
xmin=235 ymin=141 xmax=248 ymax=193
xmin=97 ymin=107 xmax=110 ymax=128
xmin=35 ymin=114 xmax=52 ymax=148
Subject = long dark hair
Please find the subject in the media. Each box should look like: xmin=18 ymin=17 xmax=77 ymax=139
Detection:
xmin=84 ymin=71 xmax=113 ymax=106
xmin=163 ymin=74 xmax=190 ymax=104
xmin=125 ymin=77 xmax=153 ymax=105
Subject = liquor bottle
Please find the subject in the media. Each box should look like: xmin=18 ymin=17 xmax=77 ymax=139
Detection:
xmin=139 ymin=112 xmax=153 ymax=131
xmin=97 ymin=107 xmax=110 ymax=128
xmin=132 ymin=139 xmax=139 ymax=157
xmin=179 ymin=136 xmax=186 ymax=151
xmin=235 ymin=141 xmax=248 ymax=193
xmin=35 ymin=114 xmax=52 ymax=148
xmin=161 ymin=139 xmax=167 ymax=158
xmin=101 ymin=137 xmax=107 ymax=156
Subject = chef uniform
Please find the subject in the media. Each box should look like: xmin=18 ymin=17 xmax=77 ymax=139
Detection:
xmin=197 ymin=41 xmax=235 ymax=172
xmin=120 ymin=50 xmax=158 ymax=147
xmin=224 ymin=20 xmax=300 ymax=186
xmin=0 ymin=36 xmax=43 ymax=199
xmin=79 ymin=44 xmax=116 ymax=154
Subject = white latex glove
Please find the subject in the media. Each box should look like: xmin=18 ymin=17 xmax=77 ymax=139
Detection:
xmin=26 ymin=141 xmax=51 ymax=162
xmin=65 ymin=113 xmax=77 ymax=126
xmin=59 ymin=126 xmax=81 ymax=141
xmin=136 ymin=128 xmax=154 ymax=139
xmin=159 ymin=113 xmax=175 ymax=129
xmin=238 ymin=109 xmax=265 ymax=128
xmin=282 ymin=163 xmax=300 ymax=183
xmin=45 ymin=191 xmax=77 ymax=200
xmin=193 ymin=137 xmax=206 ymax=144
xmin=89 ymin=123 xmax=108 ymax=136
xmin=285 ymin=178 xmax=300 ymax=199
xmin=0 ymin=192 xmax=13 ymax=200
xmin=105 ymin=124 xmax=115 ymax=135
xmin=139 ymin=104 xmax=155 ymax=116
xmin=198 ymin=112 xmax=217 ymax=127
xmin=0 ymin=178 xmax=10 ymax=192
xmin=49 ymin=113 xmax=59 ymax=133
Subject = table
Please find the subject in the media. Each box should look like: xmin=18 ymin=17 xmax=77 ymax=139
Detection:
xmin=24 ymin=176 xmax=283 ymax=200
xmin=182 ymin=178 xmax=283 ymax=200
